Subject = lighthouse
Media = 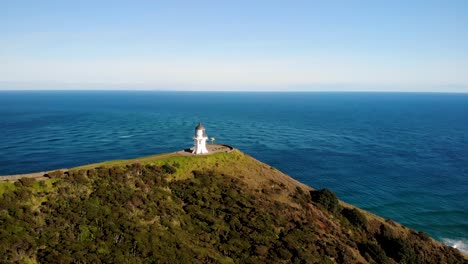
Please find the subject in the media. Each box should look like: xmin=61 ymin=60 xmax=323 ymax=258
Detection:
xmin=192 ymin=123 xmax=209 ymax=154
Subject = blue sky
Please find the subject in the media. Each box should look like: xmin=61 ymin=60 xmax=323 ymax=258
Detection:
xmin=1 ymin=0 xmax=467 ymax=91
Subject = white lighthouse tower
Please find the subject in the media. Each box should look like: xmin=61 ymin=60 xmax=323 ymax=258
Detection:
xmin=192 ymin=123 xmax=209 ymax=154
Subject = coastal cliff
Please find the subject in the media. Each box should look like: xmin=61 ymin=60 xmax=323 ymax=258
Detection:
xmin=0 ymin=149 xmax=466 ymax=263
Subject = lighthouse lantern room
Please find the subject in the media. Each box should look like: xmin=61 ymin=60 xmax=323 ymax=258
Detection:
xmin=193 ymin=123 xmax=209 ymax=154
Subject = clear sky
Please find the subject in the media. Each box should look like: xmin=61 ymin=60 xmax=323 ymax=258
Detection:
xmin=1 ymin=0 xmax=467 ymax=91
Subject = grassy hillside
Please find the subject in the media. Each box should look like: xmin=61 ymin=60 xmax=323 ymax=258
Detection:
xmin=0 ymin=150 xmax=466 ymax=263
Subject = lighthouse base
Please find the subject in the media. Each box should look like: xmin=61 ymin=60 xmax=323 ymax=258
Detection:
xmin=192 ymin=147 xmax=209 ymax=155
xmin=181 ymin=144 xmax=234 ymax=156
xmin=193 ymin=137 xmax=209 ymax=155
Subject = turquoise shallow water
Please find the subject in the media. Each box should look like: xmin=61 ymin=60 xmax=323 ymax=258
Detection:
xmin=0 ymin=91 xmax=467 ymax=252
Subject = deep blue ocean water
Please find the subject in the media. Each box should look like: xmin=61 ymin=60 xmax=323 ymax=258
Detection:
xmin=0 ymin=91 xmax=467 ymax=252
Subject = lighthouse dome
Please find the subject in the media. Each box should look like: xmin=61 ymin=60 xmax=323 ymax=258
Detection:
xmin=195 ymin=123 xmax=205 ymax=130
xmin=194 ymin=123 xmax=208 ymax=137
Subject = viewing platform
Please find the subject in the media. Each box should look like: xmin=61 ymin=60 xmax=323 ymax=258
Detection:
xmin=179 ymin=144 xmax=234 ymax=156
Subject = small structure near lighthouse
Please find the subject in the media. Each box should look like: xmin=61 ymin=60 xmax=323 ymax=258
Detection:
xmin=192 ymin=123 xmax=209 ymax=154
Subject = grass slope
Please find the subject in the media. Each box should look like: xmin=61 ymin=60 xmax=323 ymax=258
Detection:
xmin=0 ymin=150 xmax=466 ymax=263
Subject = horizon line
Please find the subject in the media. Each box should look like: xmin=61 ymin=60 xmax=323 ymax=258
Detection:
xmin=1 ymin=89 xmax=468 ymax=94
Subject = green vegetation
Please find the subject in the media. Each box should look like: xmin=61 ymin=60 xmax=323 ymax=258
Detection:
xmin=310 ymin=188 xmax=341 ymax=214
xmin=16 ymin=177 xmax=36 ymax=187
xmin=0 ymin=181 xmax=16 ymax=196
xmin=358 ymin=242 xmax=388 ymax=263
xmin=341 ymin=208 xmax=368 ymax=230
xmin=0 ymin=151 xmax=465 ymax=263
xmin=73 ymin=150 xmax=241 ymax=180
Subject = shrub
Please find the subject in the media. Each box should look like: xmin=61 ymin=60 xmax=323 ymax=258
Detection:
xmin=86 ymin=169 xmax=96 ymax=177
xmin=310 ymin=189 xmax=341 ymax=214
xmin=70 ymin=172 xmax=89 ymax=185
xmin=342 ymin=208 xmax=368 ymax=230
xmin=291 ymin=187 xmax=310 ymax=207
xmin=46 ymin=170 xmax=63 ymax=178
xmin=13 ymin=188 xmax=32 ymax=200
xmin=377 ymin=225 xmax=417 ymax=263
xmin=358 ymin=242 xmax=388 ymax=263
xmin=162 ymin=164 xmax=176 ymax=174
xmin=380 ymin=237 xmax=416 ymax=263
xmin=416 ymin=231 xmax=430 ymax=241
xmin=17 ymin=177 xmax=36 ymax=187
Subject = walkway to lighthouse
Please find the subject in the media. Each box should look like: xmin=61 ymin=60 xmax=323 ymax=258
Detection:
xmin=178 ymin=144 xmax=234 ymax=156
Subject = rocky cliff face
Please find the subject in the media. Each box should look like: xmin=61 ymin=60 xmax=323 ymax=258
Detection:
xmin=0 ymin=150 xmax=466 ymax=263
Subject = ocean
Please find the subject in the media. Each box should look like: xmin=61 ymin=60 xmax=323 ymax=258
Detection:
xmin=0 ymin=91 xmax=467 ymax=253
